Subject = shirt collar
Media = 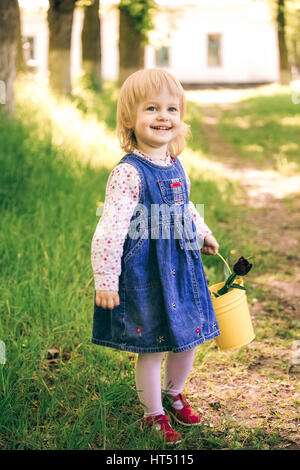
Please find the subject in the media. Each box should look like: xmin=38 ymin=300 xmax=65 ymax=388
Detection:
xmin=133 ymin=148 xmax=172 ymax=166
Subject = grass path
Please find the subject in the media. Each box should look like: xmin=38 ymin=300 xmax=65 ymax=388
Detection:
xmin=183 ymin=100 xmax=300 ymax=449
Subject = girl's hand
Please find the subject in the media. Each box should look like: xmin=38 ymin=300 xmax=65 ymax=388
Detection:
xmin=95 ymin=290 xmax=120 ymax=309
xmin=201 ymin=234 xmax=219 ymax=256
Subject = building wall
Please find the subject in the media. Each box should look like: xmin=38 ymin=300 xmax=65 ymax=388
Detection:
xmin=146 ymin=0 xmax=279 ymax=83
xmin=19 ymin=0 xmax=279 ymax=85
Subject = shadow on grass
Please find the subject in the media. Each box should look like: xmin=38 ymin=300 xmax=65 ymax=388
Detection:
xmin=218 ymin=94 xmax=300 ymax=170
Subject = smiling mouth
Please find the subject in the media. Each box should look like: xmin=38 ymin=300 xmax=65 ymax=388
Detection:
xmin=151 ymin=126 xmax=172 ymax=131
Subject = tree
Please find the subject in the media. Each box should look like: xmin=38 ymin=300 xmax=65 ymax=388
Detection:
xmin=81 ymin=0 xmax=102 ymax=91
xmin=47 ymin=0 xmax=76 ymax=95
xmin=277 ymin=0 xmax=291 ymax=84
xmin=0 ymin=0 xmax=19 ymax=116
xmin=118 ymin=0 xmax=157 ymax=86
xmin=16 ymin=3 xmax=25 ymax=75
xmin=285 ymin=0 xmax=300 ymax=75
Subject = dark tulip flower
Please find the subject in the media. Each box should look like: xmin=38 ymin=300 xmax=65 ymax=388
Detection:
xmin=233 ymin=256 xmax=252 ymax=276
xmin=213 ymin=253 xmax=253 ymax=298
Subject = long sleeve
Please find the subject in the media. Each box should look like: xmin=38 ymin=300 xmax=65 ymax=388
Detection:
xmin=91 ymin=163 xmax=141 ymax=291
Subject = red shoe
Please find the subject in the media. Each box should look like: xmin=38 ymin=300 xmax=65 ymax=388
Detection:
xmin=164 ymin=393 xmax=202 ymax=426
xmin=141 ymin=414 xmax=182 ymax=445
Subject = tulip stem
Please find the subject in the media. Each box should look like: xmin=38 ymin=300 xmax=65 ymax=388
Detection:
xmin=216 ymin=273 xmax=237 ymax=296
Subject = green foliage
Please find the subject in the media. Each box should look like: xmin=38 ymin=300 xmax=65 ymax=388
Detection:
xmin=72 ymin=79 xmax=118 ymax=130
xmin=118 ymin=0 xmax=158 ymax=39
xmin=218 ymin=92 xmax=300 ymax=172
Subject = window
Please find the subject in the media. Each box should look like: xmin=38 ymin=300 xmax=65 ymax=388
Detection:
xmin=22 ymin=36 xmax=35 ymax=63
xmin=207 ymin=34 xmax=222 ymax=67
xmin=155 ymin=46 xmax=169 ymax=67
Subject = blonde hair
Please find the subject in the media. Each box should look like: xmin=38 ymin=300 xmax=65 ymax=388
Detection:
xmin=116 ymin=68 xmax=191 ymax=157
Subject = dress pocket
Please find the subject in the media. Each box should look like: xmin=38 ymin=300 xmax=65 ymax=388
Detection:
xmin=157 ymin=178 xmax=186 ymax=206
xmin=123 ymin=228 xmax=148 ymax=264
xmin=123 ymin=234 xmax=159 ymax=290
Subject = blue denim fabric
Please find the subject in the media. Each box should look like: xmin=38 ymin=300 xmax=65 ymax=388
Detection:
xmin=92 ymin=153 xmax=220 ymax=353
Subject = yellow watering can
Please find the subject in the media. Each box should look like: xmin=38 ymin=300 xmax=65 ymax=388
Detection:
xmin=209 ymin=252 xmax=255 ymax=351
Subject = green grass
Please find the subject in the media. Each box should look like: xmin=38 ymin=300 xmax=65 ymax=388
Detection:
xmin=218 ymin=93 xmax=300 ymax=172
xmin=72 ymin=79 xmax=119 ymax=131
xmin=185 ymin=100 xmax=210 ymax=154
xmin=0 ymin=77 xmax=296 ymax=450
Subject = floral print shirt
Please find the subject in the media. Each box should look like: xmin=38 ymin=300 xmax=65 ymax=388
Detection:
xmin=91 ymin=149 xmax=212 ymax=291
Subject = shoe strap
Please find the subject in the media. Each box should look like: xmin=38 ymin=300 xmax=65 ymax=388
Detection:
xmin=168 ymin=393 xmax=198 ymax=416
xmin=168 ymin=393 xmax=189 ymax=406
xmin=146 ymin=414 xmax=170 ymax=425
xmin=156 ymin=414 xmax=171 ymax=422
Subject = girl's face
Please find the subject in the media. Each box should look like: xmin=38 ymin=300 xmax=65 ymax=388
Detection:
xmin=133 ymin=88 xmax=182 ymax=156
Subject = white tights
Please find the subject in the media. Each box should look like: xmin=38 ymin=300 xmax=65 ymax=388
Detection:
xmin=135 ymin=348 xmax=196 ymax=417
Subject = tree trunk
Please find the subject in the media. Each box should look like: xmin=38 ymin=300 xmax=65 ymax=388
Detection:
xmin=277 ymin=0 xmax=291 ymax=84
xmin=16 ymin=4 xmax=25 ymax=74
xmin=0 ymin=0 xmax=19 ymax=116
xmin=118 ymin=6 xmax=145 ymax=86
xmin=82 ymin=0 xmax=102 ymax=91
xmin=47 ymin=0 xmax=75 ymax=96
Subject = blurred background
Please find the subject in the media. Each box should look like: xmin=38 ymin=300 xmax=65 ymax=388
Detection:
xmin=2 ymin=0 xmax=300 ymax=111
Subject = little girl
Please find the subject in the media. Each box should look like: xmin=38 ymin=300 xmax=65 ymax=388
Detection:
xmin=91 ymin=68 xmax=220 ymax=445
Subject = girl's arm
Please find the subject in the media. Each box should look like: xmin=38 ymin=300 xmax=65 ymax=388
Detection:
xmin=91 ymin=163 xmax=141 ymax=293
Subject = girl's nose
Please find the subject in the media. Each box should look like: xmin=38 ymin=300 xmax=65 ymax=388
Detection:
xmin=157 ymin=110 xmax=169 ymax=120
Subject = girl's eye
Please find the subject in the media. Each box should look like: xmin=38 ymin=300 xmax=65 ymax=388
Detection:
xmin=146 ymin=106 xmax=178 ymax=112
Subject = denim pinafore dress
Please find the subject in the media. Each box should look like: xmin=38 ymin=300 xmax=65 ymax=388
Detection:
xmin=92 ymin=153 xmax=220 ymax=353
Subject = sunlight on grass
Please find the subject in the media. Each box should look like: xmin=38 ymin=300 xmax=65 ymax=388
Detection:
xmin=15 ymin=75 xmax=242 ymax=194
xmin=181 ymin=147 xmax=233 ymax=190
xmin=254 ymin=272 xmax=292 ymax=284
xmin=13 ymin=76 xmax=300 ymax=208
xmin=231 ymin=116 xmax=252 ymax=129
xmin=280 ymin=115 xmax=300 ymax=126
xmin=279 ymin=143 xmax=299 ymax=152
xmin=274 ymin=154 xmax=299 ymax=177
xmin=243 ymin=144 xmax=264 ymax=153
xmin=49 ymin=105 xmax=120 ymax=167
xmin=185 ymin=83 xmax=293 ymax=105
xmin=16 ymin=76 xmax=122 ymax=169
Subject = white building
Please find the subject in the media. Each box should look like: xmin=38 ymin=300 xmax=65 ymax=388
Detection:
xmin=19 ymin=0 xmax=279 ymax=85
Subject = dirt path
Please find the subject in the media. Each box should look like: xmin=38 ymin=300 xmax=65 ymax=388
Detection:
xmin=187 ymin=103 xmax=300 ymax=449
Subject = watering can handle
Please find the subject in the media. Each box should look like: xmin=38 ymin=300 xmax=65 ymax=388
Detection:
xmin=215 ymin=252 xmax=232 ymax=275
